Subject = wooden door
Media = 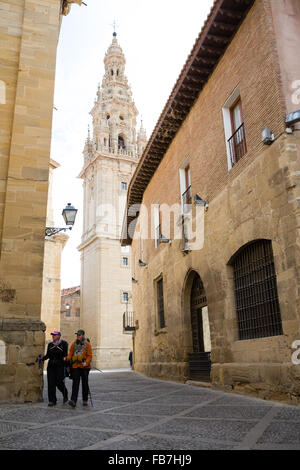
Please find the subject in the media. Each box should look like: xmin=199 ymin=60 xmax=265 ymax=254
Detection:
xmin=190 ymin=276 xmax=207 ymax=352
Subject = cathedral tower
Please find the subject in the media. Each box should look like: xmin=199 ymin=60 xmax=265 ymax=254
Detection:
xmin=78 ymin=33 xmax=146 ymax=369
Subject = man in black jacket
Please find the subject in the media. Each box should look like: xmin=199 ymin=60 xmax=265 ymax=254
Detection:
xmin=42 ymin=330 xmax=68 ymax=406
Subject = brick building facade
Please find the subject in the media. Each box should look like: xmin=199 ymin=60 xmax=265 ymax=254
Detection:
xmin=122 ymin=0 xmax=300 ymax=403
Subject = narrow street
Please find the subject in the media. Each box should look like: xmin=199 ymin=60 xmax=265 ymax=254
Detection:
xmin=0 ymin=370 xmax=299 ymax=450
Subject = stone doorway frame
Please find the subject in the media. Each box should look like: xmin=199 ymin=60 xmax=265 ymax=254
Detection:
xmin=181 ymin=269 xmax=212 ymax=353
xmin=181 ymin=269 xmax=212 ymax=381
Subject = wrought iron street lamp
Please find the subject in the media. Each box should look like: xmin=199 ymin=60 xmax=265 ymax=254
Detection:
xmin=45 ymin=203 xmax=78 ymax=237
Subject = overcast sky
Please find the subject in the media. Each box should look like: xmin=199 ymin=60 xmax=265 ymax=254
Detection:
xmin=50 ymin=0 xmax=214 ymax=288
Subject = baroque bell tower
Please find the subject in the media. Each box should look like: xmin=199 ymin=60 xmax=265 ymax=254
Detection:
xmin=78 ymin=33 xmax=147 ymax=369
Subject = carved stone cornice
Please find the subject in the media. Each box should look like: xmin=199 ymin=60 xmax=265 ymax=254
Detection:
xmin=61 ymin=0 xmax=82 ymax=16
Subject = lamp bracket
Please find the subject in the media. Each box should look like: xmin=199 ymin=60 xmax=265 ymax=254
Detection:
xmin=45 ymin=227 xmax=72 ymax=237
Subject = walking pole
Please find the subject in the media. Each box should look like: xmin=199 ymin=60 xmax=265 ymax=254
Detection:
xmin=91 ymin=360 xmax=104 ymax=373
xmin=88 ymin=385 xmax=93 ymax=407
xmin=63 ymin=366 xmax=68 ymax=403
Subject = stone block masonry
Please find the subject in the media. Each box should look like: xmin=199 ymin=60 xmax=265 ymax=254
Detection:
xmin=0 ymin=0 xmax=81 ymax=402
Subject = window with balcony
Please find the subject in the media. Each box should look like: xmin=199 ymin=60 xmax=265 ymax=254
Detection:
xmin=228 ymin=98 xmax=247 ymax=166
xmin=179 ymin=160 xmax=192 ymax=214
xmin=222 ymin=88 xmax=247 ymax=170
xmin=153 ymin=204 xmax=162 ymax=248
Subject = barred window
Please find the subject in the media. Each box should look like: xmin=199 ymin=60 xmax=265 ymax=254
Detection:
xmin=157 ymin=278 xmax=165 ymax=329
xmin=231 ymin=240 xmax=283 ymax=340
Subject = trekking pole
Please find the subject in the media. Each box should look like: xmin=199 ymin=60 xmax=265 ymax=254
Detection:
xmin=88 ymin=385 xmax=93 ymax=407
xmin=62 ymin=366 xmax=69 ymax=402
xmin=91 ymin=360 xmax=104 ymax=373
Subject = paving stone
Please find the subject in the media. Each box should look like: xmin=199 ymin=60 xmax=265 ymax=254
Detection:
xmin=1 ymin=371 xmax=300 ymax=450
xmin=0 ymin=426 xmax=117 ymax=450
xmin=96 ymin=433 xmax=237 ymax=450
xmin=60 ymin=412 xmax=160 ymax=432
xmin=102 ymin=403 xmax=193 ymax=417
xmin=183 ymin=405 xmax=273 ymax=420
xmin=208 ymin=394 xmax=272 ymax=406
xmin=73 ymin=392 xmax=155 ymax=403
xmin=149 ymin=393 xmax=216 ymax=405
xmin=0 ymin=406 xmax=85 ymax=424
xmin=147 ymin=417 xmax=258 ymax=442
xmin=77 ymin=400 xmax=132 ymax=412
xmin=0 ymin=422 xmax=30 ymax=436
xmin=273 ymin=407 xmax=300 ymax=421
xmin=257 ymin=422 xmax=300 ymax=445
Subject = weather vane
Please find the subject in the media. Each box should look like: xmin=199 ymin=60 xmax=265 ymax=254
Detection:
xmin=110 ymin=19 xmax=118 ymax=36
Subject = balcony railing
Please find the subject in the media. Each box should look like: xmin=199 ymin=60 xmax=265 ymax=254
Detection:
xmin=98 ymin=145 xmax=137 ymax=159
xmin=123 ymin=311 xmax=135 ymax=333
xmin=182 ymin=185 xmax=192 ymax=213
xmin=228 ymin=123 xmax=247 ymax=167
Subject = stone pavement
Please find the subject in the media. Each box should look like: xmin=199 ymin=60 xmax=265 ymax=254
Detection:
xmin=0 ymin=370 xmax=300 ymax=450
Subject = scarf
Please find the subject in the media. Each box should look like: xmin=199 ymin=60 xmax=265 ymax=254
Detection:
xmin=72 ymin=339 xmax=87 ymax=364
xmin=53 ymin=338 xmax=62 ymax=346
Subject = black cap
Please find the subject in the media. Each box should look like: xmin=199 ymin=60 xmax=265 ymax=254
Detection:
xmin=75 ymin=329 xmax=85 ymax=335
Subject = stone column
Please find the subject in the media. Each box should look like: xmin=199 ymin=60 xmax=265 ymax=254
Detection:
xmin=0 ymin=0 xmax=62 ymax=402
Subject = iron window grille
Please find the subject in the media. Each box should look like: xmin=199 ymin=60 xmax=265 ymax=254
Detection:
xmin=157 ymin=278 xmax=166 ymax=329
xmin=155 ymin=224 xmax=161 ymax=245
xmin=232 ymin=240 xmax=283 ymax=340
xmin=228 ymin=123 xmax=247 ymax=167
xmin=182 ymin=185 xmax=192 ymax=213
xmin=123 ymin=311 xmax=135 ymax=332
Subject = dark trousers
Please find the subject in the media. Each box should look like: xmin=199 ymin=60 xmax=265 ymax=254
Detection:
xmin=71 ymin=368 xmax=90 ymax=403
xmin=47 ymin=366 xmax=68 ymax=403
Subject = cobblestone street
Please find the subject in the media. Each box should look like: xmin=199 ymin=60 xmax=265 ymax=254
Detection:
xmin=0 ymin=370 xmax=299 ymax=451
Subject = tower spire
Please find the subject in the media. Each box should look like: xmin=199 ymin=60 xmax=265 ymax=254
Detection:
xmin=111 ymin=19 xmax=118 ymax=37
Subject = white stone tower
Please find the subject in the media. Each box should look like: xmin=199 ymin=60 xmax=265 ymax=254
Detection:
xmin=78 ymin=33 xmax=147 ymax=369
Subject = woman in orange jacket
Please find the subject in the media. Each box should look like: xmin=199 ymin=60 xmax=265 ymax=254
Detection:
xmin=67 ymin=329 xmax=92 ymax=407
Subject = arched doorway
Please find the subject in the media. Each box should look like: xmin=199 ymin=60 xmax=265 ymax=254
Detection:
xmin=188 ymin=273 xmax=211 ymax=382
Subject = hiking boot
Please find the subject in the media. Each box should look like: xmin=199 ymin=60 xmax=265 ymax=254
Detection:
xmin=68 ymin=400 xmax=76 ymax=408
xmin=82 ymin=401 xmax=88 ymax=406
xmin=48 ymin=402 xmax=56 ymax=407
xmin=63 ymin=395 xmax=68 ymax=404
